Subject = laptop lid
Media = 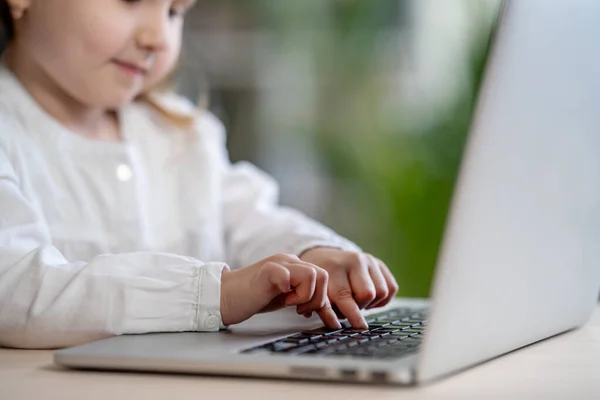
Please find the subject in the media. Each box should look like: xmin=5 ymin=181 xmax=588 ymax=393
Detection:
xmin=416 ymin=0 xmax=600 ymax=383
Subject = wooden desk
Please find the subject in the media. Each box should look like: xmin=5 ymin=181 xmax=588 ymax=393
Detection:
xmin=2 ymin=306 xmax=599 ymax=400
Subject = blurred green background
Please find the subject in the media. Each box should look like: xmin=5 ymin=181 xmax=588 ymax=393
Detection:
xmin=176 ymin=0 xmax=502 ymax=297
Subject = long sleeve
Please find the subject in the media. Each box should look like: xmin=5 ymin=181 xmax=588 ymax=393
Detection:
xmin=0 ymin=143 xmax=228 ymax=349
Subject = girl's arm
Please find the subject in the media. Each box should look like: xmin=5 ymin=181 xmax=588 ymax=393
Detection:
xmin=0 ymin=143 xmax=228 ymax=349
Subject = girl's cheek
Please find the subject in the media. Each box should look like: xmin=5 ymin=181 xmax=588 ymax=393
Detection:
xmin=145 ymin=52 xmax=179 ymax=90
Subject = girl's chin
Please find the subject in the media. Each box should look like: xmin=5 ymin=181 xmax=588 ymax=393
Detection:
xmin=94 ymin=91 xmax=140 ymax=109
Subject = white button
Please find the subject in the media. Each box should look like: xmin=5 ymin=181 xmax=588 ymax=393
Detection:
xmin=116 ymin=164 xmax=133 ymax=182
xmin=205 ymin=315 xmax=219 ymax=329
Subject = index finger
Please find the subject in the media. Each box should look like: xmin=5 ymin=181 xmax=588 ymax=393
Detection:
xmin=315 ymin=298 xmax=342 ymax=329
xmin=330 ymin=273 xmax=368 ymax=329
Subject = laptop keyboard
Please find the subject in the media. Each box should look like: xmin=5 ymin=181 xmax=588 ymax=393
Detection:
xmin=241 ymin=307 xmax=427 ymax=360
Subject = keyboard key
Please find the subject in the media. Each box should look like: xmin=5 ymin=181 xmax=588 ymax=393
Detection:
xmin=343 ymin=328 xmax=370 ymax=335
xmin=368 ymin=322 xmax=390 ymax=329
xmin=304 ymin=348 xmax=322 ymax=354
xmin=288 ymin=333 xmax=313 ymax=341
xmin=312 ymin=342 xmax=346 ymax=354
xmin=329 ymin=335 xmax=349 ymax=341
xmin=375 ymin=327 xmax=401 ymax=333
xmin=287 ymin=344 xmax=316 ymax=354
xmin=398 ymin=330 xmax=421 ymax=336
xmin=303 ymin=327 xmax=345 ymax=336
xmin=282 ymin=337 xmax=309 ymax=345
xmin=376 ymin=319 xmax=401 ymax=324
xmin=349 ymin=335 xmax=371 ymax=343
xmin=402 ymin=336 xmax=423 ymax=342
xmin=354 ymin=335 xmax=375 ymax=342
xmin=402 ymin=319 xmax=424 ymax=325
xmin=389 ymin=322 xmax=419 ymax=328
xmin=272 ymin=342 xmax=299 ymax=351
xmin=323 ymin=343 xmax=421 ymax=359
xmin=399 ymin=324 xmax=419 ymax=330
xmin=329 ymin=349 xmax=357 ymax=356
xmin=389 ymin=340 xmax=415 ymax=348
xmin=407 ymin=326 xmax=426 ymax=332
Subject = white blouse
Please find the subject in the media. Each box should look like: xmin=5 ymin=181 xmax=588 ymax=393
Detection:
xmin=0 ymin=64 xmax=359 ymax=349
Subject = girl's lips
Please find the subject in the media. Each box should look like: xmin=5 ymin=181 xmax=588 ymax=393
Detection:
xmin=112 ymin=60 xmax=148 ymax=76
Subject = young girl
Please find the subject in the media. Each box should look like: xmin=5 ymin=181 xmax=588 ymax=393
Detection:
xmin=0 ymin=0 xmax=398 ymax=349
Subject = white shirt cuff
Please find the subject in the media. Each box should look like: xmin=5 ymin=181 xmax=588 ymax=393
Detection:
xmin=195 ymin=262 xmax=230 ymax=331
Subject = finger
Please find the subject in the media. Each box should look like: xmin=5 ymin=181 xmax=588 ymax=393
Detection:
xmin=372 ymin=261 xmax=399 ymax=308
xmin=259 ymin=293 xmax=288 ymax=313
xmin=365 ymin=257 xmax=389 ymax=309
xmin=283 ymin=263 xmax=317 ymax=306
xmin=347 ymin=259 xmax=377 ymax=309
xmin=329 ymin=273 xmax=368 ymax=329
xmin=315 ymin=299 xmax=342 ymax=329
xmin=261 ymin=262 xmax=291 ymax=294
xmin=298 ymin=272 xmax=342 ymax=329
xmin=296 ymin=267 xmax=328 ymax=314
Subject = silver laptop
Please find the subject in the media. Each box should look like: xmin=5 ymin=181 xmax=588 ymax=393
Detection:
xmin=54 ymin=0 xmax=600 ymax=385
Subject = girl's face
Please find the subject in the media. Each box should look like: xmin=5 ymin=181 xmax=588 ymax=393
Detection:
xmin=9 ymin=0 xmax=195 ymax=108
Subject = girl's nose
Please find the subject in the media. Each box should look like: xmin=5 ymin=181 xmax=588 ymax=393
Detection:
xmin=136 ymin=14 xmax=169 ymax=53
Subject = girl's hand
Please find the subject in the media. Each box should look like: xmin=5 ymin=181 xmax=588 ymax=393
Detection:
xmin=220 ymin=253 xmax=341 ymax=329
xmin=299 ymin=248 xmax=399 ymax=329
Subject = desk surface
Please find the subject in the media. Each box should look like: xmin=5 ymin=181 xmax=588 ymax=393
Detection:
xmin=2 ymin=306 xmax=600 ymax=400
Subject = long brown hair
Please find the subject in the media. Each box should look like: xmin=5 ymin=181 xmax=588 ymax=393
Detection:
xmin=0 ymin=0 xmax=196 ymax=130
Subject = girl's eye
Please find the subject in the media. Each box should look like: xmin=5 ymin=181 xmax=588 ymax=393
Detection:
xmin=168 ymin=6 xmax=185 ymax=18
xmin=120 ymin=0 xmax=187 ymax=18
